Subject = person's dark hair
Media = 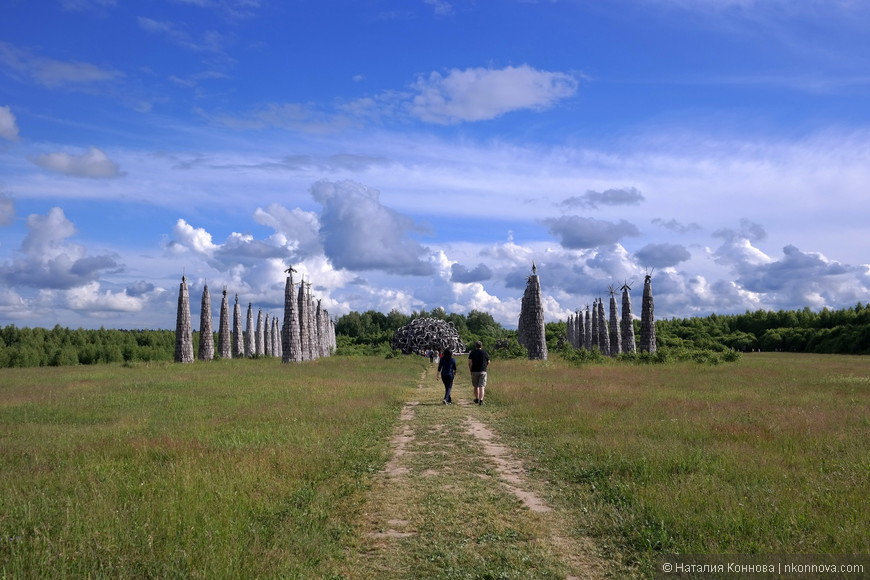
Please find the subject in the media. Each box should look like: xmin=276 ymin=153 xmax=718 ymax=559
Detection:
xmin=443 ymin=349 xmax=452 ymax=359
xmin=474 ymin=341 xmax=483 ymax=349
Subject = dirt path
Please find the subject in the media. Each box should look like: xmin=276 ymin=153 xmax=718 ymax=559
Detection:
xmin=337 ymin=366 xmax=620 ymax=579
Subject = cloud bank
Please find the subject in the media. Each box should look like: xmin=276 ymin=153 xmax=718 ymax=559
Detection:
xmin=311 ymin=180 xmax=434 ymax=276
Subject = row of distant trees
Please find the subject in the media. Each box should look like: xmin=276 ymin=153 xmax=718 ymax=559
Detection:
xmin=0 ymin=327 xmax=177 ymax=368
xmin=657 ymin=304 xmax=870 ymax=354
xmin=1 ymin=304 xmax=868 ymax=368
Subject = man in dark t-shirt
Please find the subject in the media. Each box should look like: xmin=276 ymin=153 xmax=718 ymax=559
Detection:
xmin=467 ymin=341 xmax=491 ymax=405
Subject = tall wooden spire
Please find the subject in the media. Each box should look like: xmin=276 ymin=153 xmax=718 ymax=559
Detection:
xmin=198 ymin=283 xmax=214 ymax=360
xmin=232 ymin=294 xmax=243 ymax=358
xmin=608 ymin=286 xmax=621 ymax=356
xmin=244 ymin=303 xmax=254 ymax=357
xmin=639 ymin=272 xmax=657 ymax=353
xmin=218 ymin=287 xmax=232 ymax=359
xmin=174 ymin=275 xmax=194 ymax=363
xmin=517 ymin=262 xmax=548 ymax=360
xmin=620 ymin=282 xmax=636 ymax=354
xmin=282 ymin=273 xmax=302 ymax=363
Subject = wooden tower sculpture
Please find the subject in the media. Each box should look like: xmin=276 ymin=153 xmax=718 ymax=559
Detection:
xmin=297 ymin=279 xmax=312 ymax=360
xmin=218 ymin=287 xmax=232 ymax=359
xmin=255 ymin=308 xmax=264 ymax=356
xmin=583 ymin=304 xmax=592 ymax=350
xmin=620 ymin=281 xmax=637 ymax=354
xmin=639 ymin=271 xmax=657 ymax=353
xmin=261 ymin=311 xmax=269 ymax=357
xmin=232 ymin=294 xmax=243 ymax=358
xmin=590 ymin=298 xmax=599 ymax=351
xmin=608 ymin=285 xmax=622 ymax=356
xmin=305 ymin=283 xmax=318 ymax=360
xmin=198 ymin=283 xmax=214 ymax=360
xmin=282 ymin=269 xmax=302 ymax=363
xmin=517 ymin=262 xmax=548 ymax=360
xmin=244 ymin=303 xmax=254 ymax=358
xmin=271 ymin=316 xmax=281 ymax=358
xmin=174 ymin=275 xmax=194 ymax=363
xmin=596 ymin=297 xmax=610 ymax=356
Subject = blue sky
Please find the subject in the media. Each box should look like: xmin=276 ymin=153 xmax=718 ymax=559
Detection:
xmin=1 ymin=0 xmax=869 ymax=330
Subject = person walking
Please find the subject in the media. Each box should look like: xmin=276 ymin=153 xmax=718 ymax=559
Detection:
xmin=437 ymin=348 xmax=456 ymax=404
xmin=467 ymin=341 xmax=491 ymax=405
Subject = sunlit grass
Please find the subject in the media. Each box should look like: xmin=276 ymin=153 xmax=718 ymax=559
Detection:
xmin=0 ymin=356 xmax=422 ymax=579
xmin=3 ymin=352 xmax=868 ymax=578
xmin=486 ymin=353 xmax=870 ymax=575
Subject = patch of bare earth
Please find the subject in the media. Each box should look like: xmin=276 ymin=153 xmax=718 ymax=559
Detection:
xmin=464 ymin=416 xmax=613 ymax=579
xmin=464 ymin=416 xmax=552 ymax=513
xmin=341 ymin=367 xmax=620 ymax=579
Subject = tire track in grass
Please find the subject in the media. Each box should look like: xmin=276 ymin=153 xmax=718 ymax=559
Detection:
xmin=338 ymin=365 xmax=620 ymax=579
xmin=464 ymin=414 xmax=553 ymax=514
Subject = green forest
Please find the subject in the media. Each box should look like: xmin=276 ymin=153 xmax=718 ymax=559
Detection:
xmin=1 ymin=304 xmax=869 ymax=368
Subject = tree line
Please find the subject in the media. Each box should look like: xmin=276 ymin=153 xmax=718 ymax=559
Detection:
xmin=1 ymin=303 xmax=868 ymax=368
xmin=655 ymin=303 xmax=870 ymax=354
xmin=0 ymin=326 xmax=177 ymax=368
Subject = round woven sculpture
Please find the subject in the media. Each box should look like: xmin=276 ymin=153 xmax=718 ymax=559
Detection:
xmin=391 ymin=317 xmax=466 ymax=355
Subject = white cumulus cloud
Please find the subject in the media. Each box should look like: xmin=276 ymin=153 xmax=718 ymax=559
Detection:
xmin=65 ymin=281 xmax=145 ymax=314
xmin=0 ymin=207 xmax=120 ymax=290
xmin=311 ymin=179 xmax=434 ymax=275
xmin=168 ymin=219 xmax=219 ymax=257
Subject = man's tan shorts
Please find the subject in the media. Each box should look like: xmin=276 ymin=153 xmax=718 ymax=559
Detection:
xmin=471 ymin=371 xmax=487 ymax=389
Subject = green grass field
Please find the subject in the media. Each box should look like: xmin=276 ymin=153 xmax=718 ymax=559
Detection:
xmin=0 ymin=357 xmax=415 ymax=579
xmin=486 ymin=353 xmax=870 ymax=574
xmin=1 ymin=353 xmax=868 ymax=578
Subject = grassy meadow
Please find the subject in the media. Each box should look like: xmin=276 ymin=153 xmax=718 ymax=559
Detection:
xmin=0 ymin=357 xmax=419 ymax=579
xmin=1 ymin=352 xmax=868 ymax=578
xmin=486 ymin=352 xmax=870 ymax=574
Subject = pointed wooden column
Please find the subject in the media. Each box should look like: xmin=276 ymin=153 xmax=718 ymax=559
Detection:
xmin=198 ymin=283 xmax=214 ymax=360
xmin=639 ymin=273 xmax=657 ymax=353
xmin=306 ymin=284 xmax=319 ymax=360
xmin=326 ymin=313 xmax=336 ymax=356
xmin=566 ymin=313 xmax=575 ymax=348
xmin=620 ymin=283 xmax=636 ymax=354
xmin=263 ymin=312 xmax=271 ymax=357
xmin=255 ymin=309 xmax=264 ymax=356
xmin=608 ymin=287 xmax=622 ymax=356
xmin=597 ymin=298 xmax=610 ymax=356
xmin=590 ymin=298 xmax=599 ymax=351
xmin=244 ymin=303 xmax=254 ymax=357
xmin=174 ymin=275 xmax=194 ymax=363
xmin=272 ymin=317 xmax=281 ymax=357
xmin=282 ymin=273 xmax=302 ymax=363
xmin=232 ymin=294 xmax=243 ymax=358
xmin=517 ymin=263 xmax=548 ymax=360
xmin=218 ymin=287 xmax=232 ymax=359
xmin=315 ymin=300 xmax=325 ymax=358
xmin=583 ymin=305 xmax=591 ymax=350
xmin=297 ymin=281 xmax=309 ymax=360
